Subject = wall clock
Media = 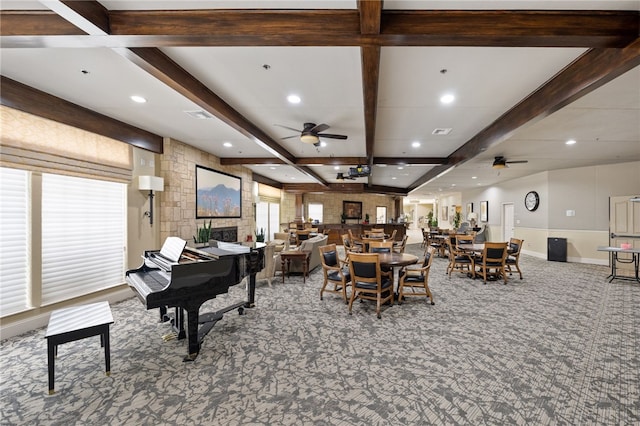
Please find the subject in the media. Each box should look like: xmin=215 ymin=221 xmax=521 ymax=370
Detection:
xmin=525 ymin=191 xmax=540 ymax=211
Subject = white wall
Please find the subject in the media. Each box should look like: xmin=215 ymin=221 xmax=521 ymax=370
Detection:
xmin=462 ymin=161 xmax=640 ymax=263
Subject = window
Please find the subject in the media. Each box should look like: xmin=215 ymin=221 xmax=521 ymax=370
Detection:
xmin=308 ymin=203 xmax=323 ymax=223
xmin=41 ymin=174 xmax=126 ymax=305
xmin=0 ymin=168 xmax=30 ymax=316
xmin=0 ymin=167 xmax=127 ymax=317
xmin=376 ymin=206 xmax=387 ymax=224
xmin=256 ymin=200 xmax=280 ymax=241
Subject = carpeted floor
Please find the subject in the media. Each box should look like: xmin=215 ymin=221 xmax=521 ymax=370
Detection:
xmin=1 ymin=244 xmax=639 ymax=425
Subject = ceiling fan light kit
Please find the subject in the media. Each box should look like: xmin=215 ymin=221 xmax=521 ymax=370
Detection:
xmin=300 ymin=134 xmax=320 ymax=144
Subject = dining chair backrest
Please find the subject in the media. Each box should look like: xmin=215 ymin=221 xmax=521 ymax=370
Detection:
xmin=296 ymin=229 xmax=311 ymax=245
xmin=349 ymin=253 xmax=382 ymax=286
xmin=456 ymin=234 xmax=474 ymax=248
xmin=422 ymin=245 xmax=435 ymax=268
xmin=369 ymin=240 xmax=394 ymax=253
xmin=483 ymin=242 xmax=508 ymax=263
xmin=371 ymin=228 xmax=385 ymax=233
xmin=320 ymin=244 xmax=339 ymax=267
xmin=389 ymin=229 xmax=398 ymax=241
xmin=509 ymin=238 xmax=523 ymax=255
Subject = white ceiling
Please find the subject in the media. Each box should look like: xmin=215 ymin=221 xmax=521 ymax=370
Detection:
xmin=1 ymin=1 xmax=638 ymax=197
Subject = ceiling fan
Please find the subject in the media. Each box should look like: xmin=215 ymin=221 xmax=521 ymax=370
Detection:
xmin=275 ymin=122 xmax=347 ymax=147
xmin=336 ymin=172 xmax=355 ymax=180
xmin=492 ymin=156 xmax=529 ymax=169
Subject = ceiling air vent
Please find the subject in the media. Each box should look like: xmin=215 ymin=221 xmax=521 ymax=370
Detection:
xmin=184 ymin=110 xmax=214 ymax=119
xmin=432 ymin=128 xmax=452 ymax=135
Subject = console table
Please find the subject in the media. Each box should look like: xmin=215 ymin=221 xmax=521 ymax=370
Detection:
xmin=45 ymin=301 xmax=114 ymax=394
xmin=280 ymin=250 xmax=311 ymax=283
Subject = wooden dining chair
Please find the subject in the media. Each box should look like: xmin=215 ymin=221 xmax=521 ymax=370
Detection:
xmin=347 ymin=252 xmax=394 ymax=319
xmin=475 ymin=242 xmax=509 ymax=284
xmin=506 ymin=238 xmax=524 ymax=279
xmin=318 ymin=244 xmax=351 ymax=303
xmin=295 ymin=229 xmax=311 ymax=246
xmin=341 ymin=233 xmax=362 ymax=256
xmin=348 ymin=229 xmax=364 ymax=252
xmin=398 ymin=246 xmax=435 ymax=305
xmin=393 ymin=234 xmax=408 ymax=253
xmin=446 ymin=236 xmax=475 ymax=278
xmin=368 ymin=240 xmax=394 ymax=253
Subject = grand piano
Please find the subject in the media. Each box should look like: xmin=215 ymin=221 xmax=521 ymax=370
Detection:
xmin=126 ymin=237 xmax=265 ymax=361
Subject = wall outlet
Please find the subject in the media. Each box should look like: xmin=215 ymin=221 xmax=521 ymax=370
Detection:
xmin=566 ymin=210 xmax=575 ymax=217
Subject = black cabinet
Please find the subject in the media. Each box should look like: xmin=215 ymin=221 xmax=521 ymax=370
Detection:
xmin=547 ymin=237 xmax=567 ymax=262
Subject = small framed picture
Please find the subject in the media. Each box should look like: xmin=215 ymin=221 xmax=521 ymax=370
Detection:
xmin=480 ymin=201 xmax=488 ymax=222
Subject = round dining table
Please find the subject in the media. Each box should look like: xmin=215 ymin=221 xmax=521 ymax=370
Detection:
xmin=376 ymin=252 xmax=419 ymax=298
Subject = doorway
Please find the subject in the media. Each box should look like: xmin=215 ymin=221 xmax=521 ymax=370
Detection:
xmin=609 ymin=195 xmax=640 ymax=277
xmin=502 ymin=203 xmax=515 ymax=241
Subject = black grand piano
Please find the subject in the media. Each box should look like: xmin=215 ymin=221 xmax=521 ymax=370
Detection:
xmin=126 ymin=237 xmax=265 ymax=361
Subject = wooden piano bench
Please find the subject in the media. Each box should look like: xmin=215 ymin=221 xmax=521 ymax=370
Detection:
xmin=44 ymin=301 xmax=114 ymax=395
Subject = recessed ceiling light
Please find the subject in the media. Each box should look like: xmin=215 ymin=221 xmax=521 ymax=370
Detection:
xmin=397 ymin=166 xmax=404 ymax=170
xmin=412 ymin=141 xmax=421 ymax=148
xmin=472 ymin=176 xmax=477 ymax=179
xmin=392 ymin=177 xmax=397 ymax=180
xmin=566 ymin=139 xmax=577 ymax=145
xmin=440 ymin=94 xmax=455 ymax=104
xmin=287 ymin=94 xmax=301 ymax=104
xmin=130 ymin=95 xmax=147 ymax=103
xmin=334 ymin=166 xmax=340 ymax=170
xmin=223 ymin=142 xmax=232 ymax=147
xmin=320 ymin=141 xmax=327 ymax=147
xmin=269 ymin=167 xmax=276 ymax=170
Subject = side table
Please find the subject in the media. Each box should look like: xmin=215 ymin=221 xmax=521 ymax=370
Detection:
xmin=280 ymin=250 xmax=311 ymax=283
xmin=45 ymin=301 xmax=114 ymax=394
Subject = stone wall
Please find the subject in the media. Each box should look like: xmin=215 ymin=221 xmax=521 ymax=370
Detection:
xmin=158 ymin=138 xmax=254 ymax=244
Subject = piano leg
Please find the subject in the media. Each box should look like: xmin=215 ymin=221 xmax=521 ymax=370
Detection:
xmin=184 ymin=308 xmax=201 ymax=362
xmin=245 ymin=272 xmax=257 ymax=308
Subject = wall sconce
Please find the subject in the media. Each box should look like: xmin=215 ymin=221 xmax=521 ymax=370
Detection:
xmin=138 ymin=175 xmax=164 ymax=225
xmin=467 ymin=212 xmax=478 ymax=229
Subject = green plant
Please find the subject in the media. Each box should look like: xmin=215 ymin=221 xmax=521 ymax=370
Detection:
xmin=364 ymin=213 xmax=370 ymax=223
xmin=453 ymin=211 xmax=462 ymax=229
xmin=340 ymin=213 xmax=347 ymax=223
xmin=255 ymin=227 xmax=265 ymax=242
xmin=427 ymin=211 xmax=434 ymax=226
xmin=193 ymin=220 xmax=212 ymax=243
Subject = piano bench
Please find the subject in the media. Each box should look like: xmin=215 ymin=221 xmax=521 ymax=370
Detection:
xmin=44 ymin=301 xmax=114 ymax=395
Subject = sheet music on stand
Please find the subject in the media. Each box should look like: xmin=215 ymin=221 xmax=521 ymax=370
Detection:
xmin=159 ymin=237 xmax=188 ymax=262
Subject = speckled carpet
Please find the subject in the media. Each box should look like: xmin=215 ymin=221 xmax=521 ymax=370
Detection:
xmin=1 ymin=244 xmax=639 ymax=425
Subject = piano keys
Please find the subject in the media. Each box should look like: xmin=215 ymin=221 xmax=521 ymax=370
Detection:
xmin=126 ymin=237 xmax=265 ymax=361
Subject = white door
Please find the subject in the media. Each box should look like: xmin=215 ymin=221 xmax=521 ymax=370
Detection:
xmin=609 ymin=195 xmax=640 ymax=276
xmin=502 ymin=203 xmax=515 ymax=241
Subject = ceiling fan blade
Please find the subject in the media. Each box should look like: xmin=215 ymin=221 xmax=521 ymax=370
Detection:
xmin=317 ymin=133 xmax=347 ymax=140
xmin=280 ymin=135 xmax=299 ymax=140
xmin=274 ymin=124 xmax=302 ymax=133
xmin=506 ymin=160 xmax=529 ymax=164
xmin=310 ymin=123 xmax=330 ymax=133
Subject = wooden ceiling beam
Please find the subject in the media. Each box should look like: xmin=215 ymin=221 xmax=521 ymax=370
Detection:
xmin=220 ymin=156 xmax=446 ymax=166
xmin=381 ymin=11 xmax=638 ymax=48
xmin=0 ymin=76 xmax=163 ymax=153
xmin=2 ymin=10 xmax=636 ymax=48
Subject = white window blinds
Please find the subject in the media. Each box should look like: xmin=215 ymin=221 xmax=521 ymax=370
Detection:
xmin=41 ymin=174 xmax=126 ymax=305
xmin=0 ymin=168 xmax=30 ymax=316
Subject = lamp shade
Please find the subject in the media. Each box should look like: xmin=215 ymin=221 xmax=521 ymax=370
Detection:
xmin=138 ymin=175 xmax=164 ymax=192
xmin=467 ymin=212 xmax=478 ymax=221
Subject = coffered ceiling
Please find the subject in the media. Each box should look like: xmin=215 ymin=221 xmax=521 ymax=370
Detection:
xmin=1 ymin=1 xmax=638 ymax=198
